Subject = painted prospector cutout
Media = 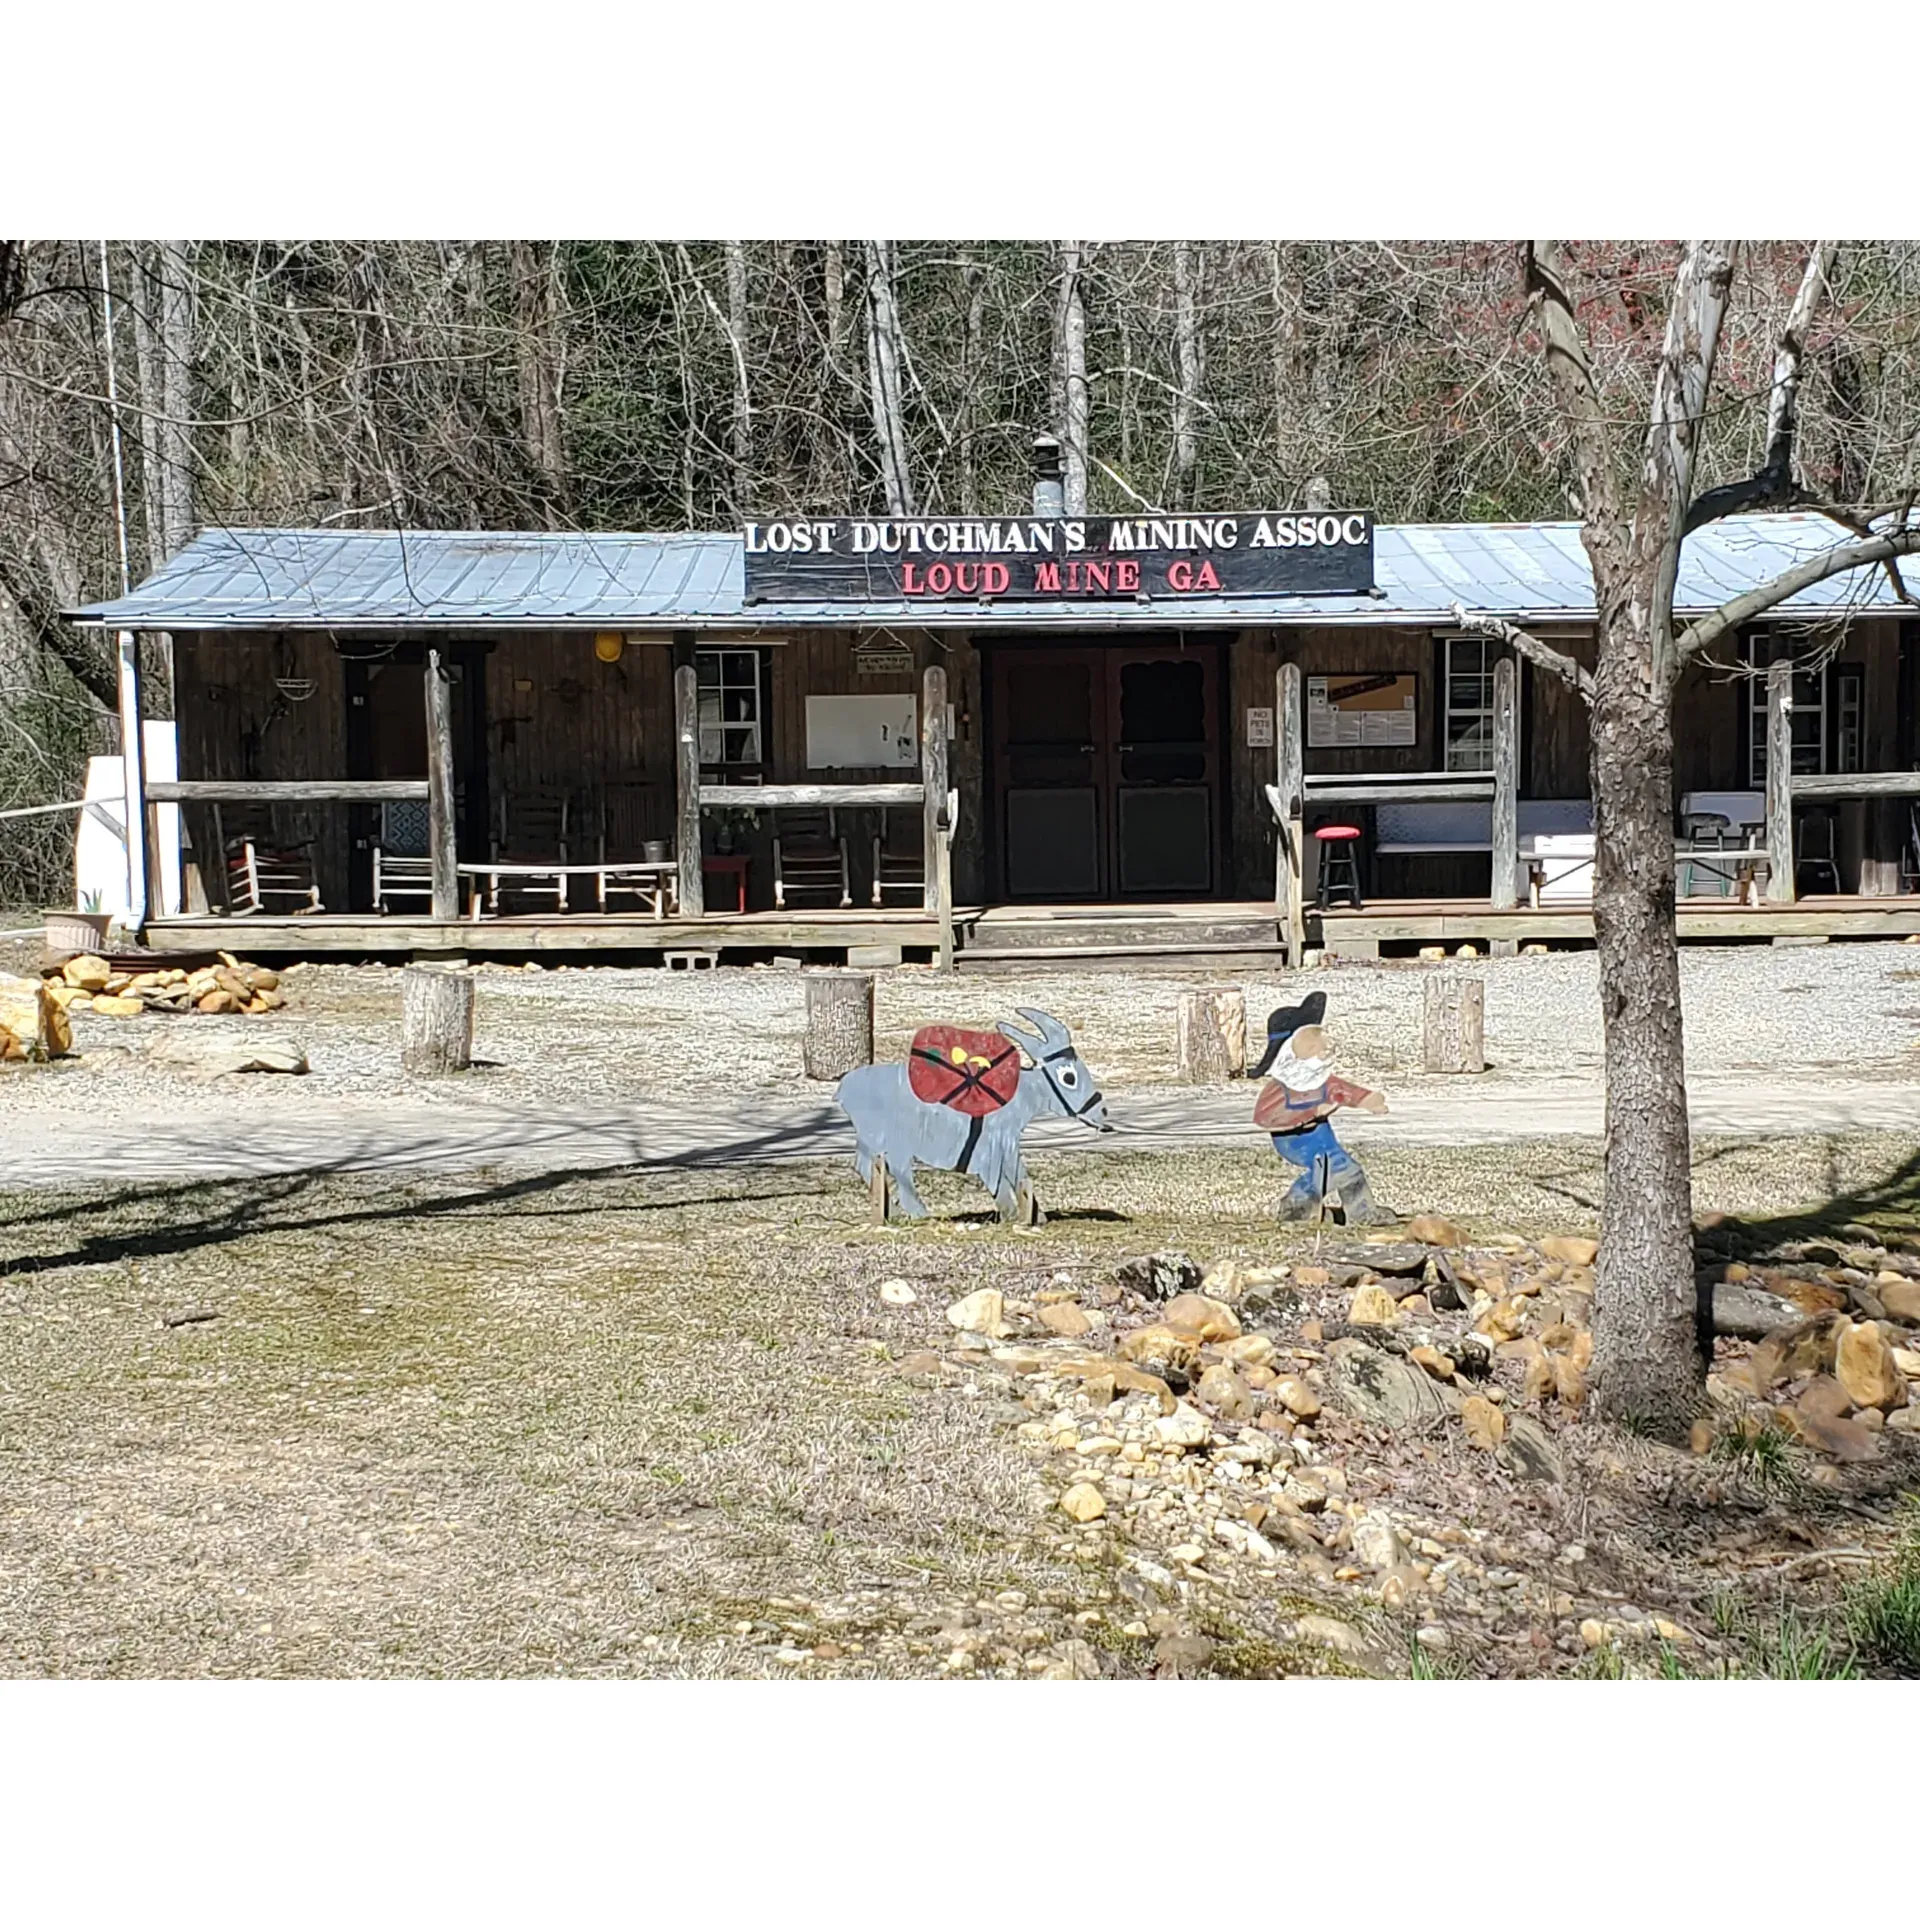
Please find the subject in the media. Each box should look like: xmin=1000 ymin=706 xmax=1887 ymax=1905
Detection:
xmin=836 ymin=1007 xmax=1112 ymax=1225
xmin=1250 ymin=990 xmax=1392 ymax=1225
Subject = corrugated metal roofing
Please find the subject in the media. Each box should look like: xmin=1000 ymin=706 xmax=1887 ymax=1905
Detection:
xmin=65 ymin=514 xmax=1920 ymax=631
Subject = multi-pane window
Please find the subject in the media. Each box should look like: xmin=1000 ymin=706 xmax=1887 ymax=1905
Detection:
xmin=1442 ymin=635 xmax=1496 ymax=771
xmin=1742 ymin=633 xmax=1833 ymax=787
xmin=697 ymin=649 xmax=764 ymax=769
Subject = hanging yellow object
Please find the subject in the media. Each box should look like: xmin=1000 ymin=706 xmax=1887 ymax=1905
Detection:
xmin=593 ymin=631 xmax=625 ymax=663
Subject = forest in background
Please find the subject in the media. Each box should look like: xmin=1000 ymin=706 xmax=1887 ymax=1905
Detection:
xmin=4 ymin=237 xmax=1920 ymax=900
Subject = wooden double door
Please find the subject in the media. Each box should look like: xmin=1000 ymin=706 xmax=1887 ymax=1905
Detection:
xmin=989 ymin=642 xmax=1222 ymax=900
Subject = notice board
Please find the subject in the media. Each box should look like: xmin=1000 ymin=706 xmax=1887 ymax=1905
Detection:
xmin=1306 ymin=673 xmax=1418 ymax=748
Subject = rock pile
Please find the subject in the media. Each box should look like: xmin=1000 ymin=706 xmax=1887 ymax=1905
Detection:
xmin=897 ymin=1215 xmax=1920 ymax=1674
xmin=1700 ymin=1234 xmax=1920 ymax=1456
xmin=47 ymin=951 xmax=286 ymax=1020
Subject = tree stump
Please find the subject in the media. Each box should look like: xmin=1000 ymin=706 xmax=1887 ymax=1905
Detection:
xmin=804 ymin=969 xmax=873 ymax=1079
xmin=401 ymin=963 xmax=475 ymax=1076
xmin=1177 ymin=988 xmax=1247 ymax=1083
xmin=1422 ymin=975 xmax=1485 ymax=1074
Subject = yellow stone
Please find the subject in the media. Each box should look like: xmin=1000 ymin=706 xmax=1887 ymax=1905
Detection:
xmin=1270 ymin=1376 xmax=1321 ymax=1419
xmin=89 ymin=995 xmax=144 ymax=1018
xmin=1059 ymin=1484 xmax=1106 ymax=1523
xmin=1409 ymin=1345 xmax=1456 ymax=1381
xmin=1221 ymin=1333 xmax=1274 ymax=1368
xmin=1538 ymin=1236 xmax=1599 ymax=1267
xmin=1118 ymin=1326 xmax=1199 ymax=1372
xmin=1164 ymin=1294 xmax=1241 ymax=1343
xmin=1038 ymin=1301 xmax=1092 ymax=1339
xmin=1460 ymin=1395 xmax=1506 ymax=1450
xmin=1407 ymin=1215 xmax=1467 ymax=1249
xmin=1347 ymin=1284 xmax=1401 ymax=1327
xmin=945 ymin=1288 xmax=1006 ymax=1336
xmin=1835 ymin=1320 xmax=1904 ymax=1412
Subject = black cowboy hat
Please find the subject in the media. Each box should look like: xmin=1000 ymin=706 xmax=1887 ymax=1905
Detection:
xmin=1248 ymin=991 xmax=1327 ymax=1077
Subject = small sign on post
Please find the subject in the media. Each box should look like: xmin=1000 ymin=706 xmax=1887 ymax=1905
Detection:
xmin=1245 ymin=706 xmax=1274 ymax=748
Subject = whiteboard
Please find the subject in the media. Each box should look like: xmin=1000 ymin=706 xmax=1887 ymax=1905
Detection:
xmin=806 ymin=694 xmax=919 ymax=770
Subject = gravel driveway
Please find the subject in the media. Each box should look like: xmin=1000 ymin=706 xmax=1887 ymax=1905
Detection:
xmin=4 ymin=937 xmax=1918 ymax=1137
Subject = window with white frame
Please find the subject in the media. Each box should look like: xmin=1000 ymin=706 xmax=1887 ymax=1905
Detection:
xmin=1741 ymin=632 xmax=1835 ymax=787
xmin=697 ymin=649 xmax=766 ymax=769
xmin=1442 ymin=634 xmax=1497 ymax=771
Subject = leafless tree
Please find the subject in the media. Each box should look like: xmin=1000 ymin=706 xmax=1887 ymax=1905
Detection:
xmin=1459 ymin=240 xmax=1920 ymax=1434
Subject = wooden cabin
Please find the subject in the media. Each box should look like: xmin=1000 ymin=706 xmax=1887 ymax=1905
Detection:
xmin=66 ymin=507 xmax=1920 ymax=965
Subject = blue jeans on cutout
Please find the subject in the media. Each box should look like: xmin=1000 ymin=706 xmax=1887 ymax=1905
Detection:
xmin=1270 ymin=1121 xmax=1358 ymax=1207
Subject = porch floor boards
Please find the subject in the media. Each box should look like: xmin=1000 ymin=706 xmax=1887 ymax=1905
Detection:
xmin=138 ymin=893 xmax=1920 ymax=961
xmin=142 ymin=910 xmax=941 ymax=958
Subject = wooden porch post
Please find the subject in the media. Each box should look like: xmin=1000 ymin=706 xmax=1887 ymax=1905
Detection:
xmin=115 ymin=629 xmax=151 ymax=928
xmin=1766 ymin=654 xmax=1795 ymax=902
xmin=424 ymin=644 xmax=460 ymax=922
xmin=673 ymin=636 xmax=705 ymax=917
xmin=1490 ymin=655 xmax=1518 ymax=909
xmin=1275 ymin=660 xmax=1306 ymax=966
xmin=922 ymin=663 xmax=953 ymax=968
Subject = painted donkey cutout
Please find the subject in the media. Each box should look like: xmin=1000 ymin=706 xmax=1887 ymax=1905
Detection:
xmin=836 ymin=1007 xmax=1112 ymax=1223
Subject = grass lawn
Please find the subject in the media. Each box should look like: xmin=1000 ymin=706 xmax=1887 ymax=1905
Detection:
xmin=3 ymin=1132 xmax=1917 ymax=1678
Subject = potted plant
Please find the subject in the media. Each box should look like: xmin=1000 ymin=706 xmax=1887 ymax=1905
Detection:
xmin=44 ymin=891 xmax=114 ymax=958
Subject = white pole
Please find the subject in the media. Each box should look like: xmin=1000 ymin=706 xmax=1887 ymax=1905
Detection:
xmin=117 ymin=631 xmax=149 ymax=927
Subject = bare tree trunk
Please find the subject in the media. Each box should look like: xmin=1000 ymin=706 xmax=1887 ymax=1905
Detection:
xmin=129 ymin=249 xmax=167 ymax=570
xmin=1587 ymin=597 xmax=1698 ymax=1427
xmin=958 ymin=254 xmax=984 ymax=516
xmin=155 ymin=241 xmax=196 ymax=560
xmin=509 ymin=239 xmax=568 ymax=523
xmin=1054 ymin=242 xmax=1088 ymax=515
xmin=723 ymin=239 xmax=752 ymax=511
xmin=817 ymin=242 xmax=849 ymax=507
xmin=1526 ymin=239 xmax=1735 ymax=1435
xmin=1172 ymin=241 xmax=1203 ymax=504
xmin=863 ymin=240 xmax=915 ymax=516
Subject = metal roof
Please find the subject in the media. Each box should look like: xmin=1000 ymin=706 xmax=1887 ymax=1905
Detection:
xmin=65 ymin=514 xmax=1920 ymax=632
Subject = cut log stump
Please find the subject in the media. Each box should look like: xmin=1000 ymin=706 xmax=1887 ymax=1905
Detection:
xmin=1422 ymin=975 xmax=1485 ymax=1074
xmin=1177 ymin=988 xmax=1247 ymax=1084
xmin=805 ymin=969 xmax=873 ymax=1079
xmin=401 ymin=963 xmax=475 ymax=1076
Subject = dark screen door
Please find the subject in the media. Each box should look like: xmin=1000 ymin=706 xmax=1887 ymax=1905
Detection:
xmin=991 ymin=644 xmax=1218 ymax=900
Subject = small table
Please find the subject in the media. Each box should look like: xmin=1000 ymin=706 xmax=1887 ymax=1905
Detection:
xmin=458 ymin=861 xmax=679 ymax=921
xmin=702 ymin=854 xmax=750 ymax=914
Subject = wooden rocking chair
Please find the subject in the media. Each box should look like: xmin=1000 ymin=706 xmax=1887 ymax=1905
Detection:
xmin=773 ymin=808 xmax=850 ymax=910
xmin=226 ymin=838 xmax=323 ymax=914
xmin=871 ymin=809 xmax=924 ymax=907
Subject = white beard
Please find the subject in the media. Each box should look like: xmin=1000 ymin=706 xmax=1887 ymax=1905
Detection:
xmin=1269 ymin=1038 xmax=1330 ymax=1092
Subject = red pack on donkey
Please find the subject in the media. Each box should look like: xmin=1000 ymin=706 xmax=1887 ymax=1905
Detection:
xmin=836 ymin=1009 xmax=1112 ymax=1224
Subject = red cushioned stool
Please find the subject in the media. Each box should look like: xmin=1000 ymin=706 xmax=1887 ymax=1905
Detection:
xmin=1314 ymin=823 xmax=1363 ymax=910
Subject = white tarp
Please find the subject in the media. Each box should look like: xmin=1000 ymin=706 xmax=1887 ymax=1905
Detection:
xmin=75 ymin=721 xmax=181 ymax=916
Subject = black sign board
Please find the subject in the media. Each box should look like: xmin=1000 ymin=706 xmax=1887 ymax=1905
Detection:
xmin=742 ymin=513 xmax=1374 ymax=604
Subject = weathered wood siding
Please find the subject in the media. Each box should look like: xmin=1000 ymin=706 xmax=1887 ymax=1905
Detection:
xmin=172 ymin=631 xmax=354 ymax=907
xmin=167 ymin=617 xmax=1912 ymax=913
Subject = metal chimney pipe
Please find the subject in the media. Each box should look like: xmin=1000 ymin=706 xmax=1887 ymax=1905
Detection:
xmin=1031 ymin=433 xmax=1066 ymax=518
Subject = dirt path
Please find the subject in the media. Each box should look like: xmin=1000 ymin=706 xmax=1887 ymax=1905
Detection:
xmin=7 ymin=1072 xmax=1920 ymax=1188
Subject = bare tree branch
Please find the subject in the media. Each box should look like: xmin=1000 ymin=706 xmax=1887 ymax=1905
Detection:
xmin=1449 ymin=600 xmax=1595 ymax=701
xmin=1675 ymin=525 xmax=1920 ymax=660
xmin=1684 ymin=241 xmax=1837 ymax=533
xmin=1638 ymin=240 xmax=1737 ymax=684
xmin=1525 ymin=241 xmax=1624 ymax=540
